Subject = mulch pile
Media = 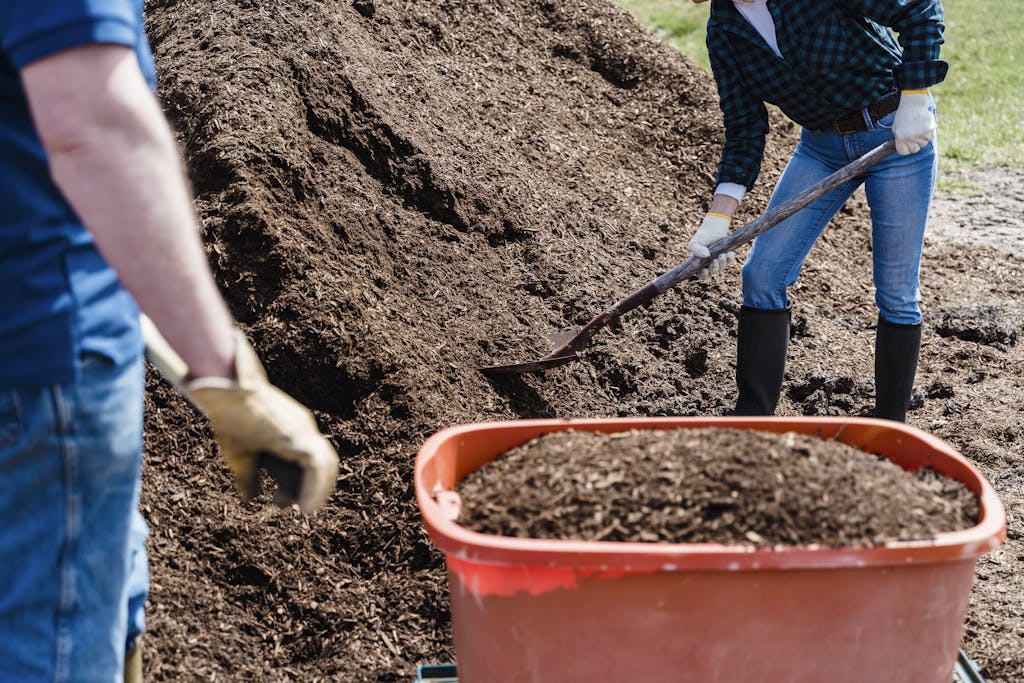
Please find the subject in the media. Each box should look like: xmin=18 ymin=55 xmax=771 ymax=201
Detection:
xmin=457 ymin=428 xmax=978 ymax=547
xmin=140 ymin=1 xmax=1023 ymax=681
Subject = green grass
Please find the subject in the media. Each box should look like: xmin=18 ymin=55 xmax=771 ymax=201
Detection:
xmin=616 ymin=0 xmax=712 ymax=70
xmin=615 ymin=0 xmax=1024 ymax=180
xmin=937 ymin=1 xmax=1024 ymax=168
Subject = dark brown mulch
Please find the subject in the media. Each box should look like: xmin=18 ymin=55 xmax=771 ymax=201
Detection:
xmin=457 ymin=428 xmax=979 ymax=548
xmin=138 ymin=0 xmax=1024 ymax=681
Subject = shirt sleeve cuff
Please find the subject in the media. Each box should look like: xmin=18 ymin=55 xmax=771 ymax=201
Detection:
xmin=714 ymin=182 xmax=747 ymax=203
xmin=5 ymin=17 xmax=138 ymax=70
xmin=894 ymin=60 xmax=950 ymax=91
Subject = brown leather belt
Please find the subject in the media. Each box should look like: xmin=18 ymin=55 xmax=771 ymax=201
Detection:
xmin=831 ymin=91 xmax=901 ymax=136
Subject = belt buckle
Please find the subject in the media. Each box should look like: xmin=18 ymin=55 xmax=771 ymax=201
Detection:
xmin=832 ymin=118 xmax=852 ymax=136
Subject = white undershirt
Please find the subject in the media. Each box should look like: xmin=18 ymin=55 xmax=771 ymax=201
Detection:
xmin=733 ymin=0 xmax=783 ymax=59
xmin=714 ymin=0 xmax=783 ymax=203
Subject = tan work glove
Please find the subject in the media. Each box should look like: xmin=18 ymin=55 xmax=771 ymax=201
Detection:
xmin=142 ymin=317 xmax=339 ymax=514
xmin=184 ymin=331 xmax=339 ymax=513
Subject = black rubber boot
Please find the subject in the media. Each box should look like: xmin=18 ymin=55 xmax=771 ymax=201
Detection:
xmin=734 ymin=306 xmax=791 ymax=416
xmin=874 ymin=316 xmax=922 ymax=422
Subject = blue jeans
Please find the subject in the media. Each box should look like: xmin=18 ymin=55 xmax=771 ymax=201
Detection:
xmin=742 ymin=103 xmax=937 ymax=325
xmin=0 ymin=354 xmax=148 ymax=682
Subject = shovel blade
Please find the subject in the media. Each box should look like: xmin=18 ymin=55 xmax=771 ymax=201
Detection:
xmin=478 ymin=327 xmax=584 ymax=376
xmin=544 ymin=328 xmax=580 ymax=349
xmin=478 ymin=352 xmax=579 ymax=376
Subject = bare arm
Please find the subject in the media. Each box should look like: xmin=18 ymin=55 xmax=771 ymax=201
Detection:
xmin=21 ymin=44 xmax=235 ymax=379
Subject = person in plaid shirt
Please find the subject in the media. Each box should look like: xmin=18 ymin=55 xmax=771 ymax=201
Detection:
xmin=687 ymin=0 xmax=944 ymax=422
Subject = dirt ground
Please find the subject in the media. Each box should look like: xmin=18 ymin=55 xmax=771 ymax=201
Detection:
xmin=140 ymin=1 xmax=1023 ymax=681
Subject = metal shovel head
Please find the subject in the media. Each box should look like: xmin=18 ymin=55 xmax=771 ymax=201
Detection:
xmin=544 ymin=329 xmax=579 ymax=348
xmin=479 ymin=328 xmax=583 ymax=376
xmin=478 ymin=351 xmax=579 ymax=376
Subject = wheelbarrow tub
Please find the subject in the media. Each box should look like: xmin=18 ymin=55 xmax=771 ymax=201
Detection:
xmin=415 ymin=417 xmax=1005 ymax=683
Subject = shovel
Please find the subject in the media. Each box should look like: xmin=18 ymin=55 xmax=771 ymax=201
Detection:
xmin=480 ymin=140 xmax=896 ymax=376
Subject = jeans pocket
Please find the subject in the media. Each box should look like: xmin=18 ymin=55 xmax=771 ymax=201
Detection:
xmin=0 ymin=391 xmax=23 ymax=450
xmin=876 ymin=111 xmax=896 ymax=131
xmin=79 ymin=351 xmax=115 ymax=372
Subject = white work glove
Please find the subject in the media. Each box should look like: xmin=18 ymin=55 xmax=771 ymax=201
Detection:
xmin=182 ymin=331 xmax=340 ymax=514
xmin=891 ymin=90 xmax=936 ymax=155
xmin=687 ymin=213 xmax=736 ymax=279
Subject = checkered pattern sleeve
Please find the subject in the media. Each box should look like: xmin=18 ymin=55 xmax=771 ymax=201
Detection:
xmin=707 ymin=29 xmax=769 ymax=191
xmin=841 ymin=0 xmax=949 ymax=89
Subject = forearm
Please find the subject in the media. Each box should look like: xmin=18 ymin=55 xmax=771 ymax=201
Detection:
xmin=709 ymin=40 xmax=770 ymax=191
xmin=24 ymin=46 xmax=235 ymax=378
xmin=708 ymin=193 xmax=740 ymax=219
xmin=51 ymin=112 xmax=235 ymax=377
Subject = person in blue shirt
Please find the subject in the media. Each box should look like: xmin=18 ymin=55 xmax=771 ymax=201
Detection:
xmin=0 ymin=3 xmax=339 ymax=681
xmin=686 ymin=0 xmax=945 ymax=422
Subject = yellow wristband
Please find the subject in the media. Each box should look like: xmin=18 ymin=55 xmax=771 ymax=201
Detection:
xmin=902 ymin=88 xmax=929 ymax=95
xmin=706 ymin=212 xmax=732 ymax=221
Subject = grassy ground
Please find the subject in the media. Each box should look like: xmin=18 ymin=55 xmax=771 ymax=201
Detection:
xmin=616 ymin=0 xmax=1023 ymax=184
xmin=616 ymin=0 xmax=712 ymax=71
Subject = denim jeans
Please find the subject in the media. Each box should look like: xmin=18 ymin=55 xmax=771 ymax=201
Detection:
xmin=741 ymin=101 xmax=938 ymax=325
xmin=0 ymin=353 xmax=148 ymax=682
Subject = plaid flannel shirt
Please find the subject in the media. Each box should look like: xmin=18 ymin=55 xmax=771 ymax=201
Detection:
xmin=707 ymin=0 xmax=947 ymax=190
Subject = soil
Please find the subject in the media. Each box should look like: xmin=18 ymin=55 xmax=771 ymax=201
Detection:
xmin=140 ymin=1 xmax=1024 ymax=681
xmin=457 ymin=428 xmax=979 ymax=547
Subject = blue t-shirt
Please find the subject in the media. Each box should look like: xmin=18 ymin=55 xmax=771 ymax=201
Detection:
xmin=0 ymin=1 xmax=155 ymax=389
